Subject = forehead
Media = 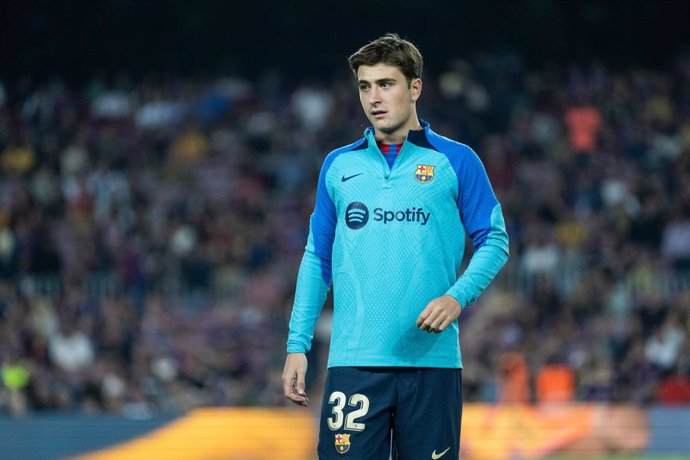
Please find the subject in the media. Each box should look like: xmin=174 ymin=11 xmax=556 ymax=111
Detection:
xmin=356 ymin=63 xmax=406 ymax=82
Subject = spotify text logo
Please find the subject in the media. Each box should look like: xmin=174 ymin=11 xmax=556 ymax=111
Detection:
xmin=345 ymin=202 xmax=430 ymax=229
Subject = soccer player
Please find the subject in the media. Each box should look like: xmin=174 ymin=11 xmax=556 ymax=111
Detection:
xmin=282 ymin=33 xmax=509 ymax=460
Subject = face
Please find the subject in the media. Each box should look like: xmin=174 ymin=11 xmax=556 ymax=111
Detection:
xmin=356 ymin=63 xmax=422 ymax=142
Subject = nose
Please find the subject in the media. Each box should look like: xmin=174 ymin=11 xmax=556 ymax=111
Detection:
xmin=367 ymin=86 xmax=381 ymax=104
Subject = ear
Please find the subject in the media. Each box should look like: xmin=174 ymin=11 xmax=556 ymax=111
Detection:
xmin=410 ymin=78 xmax=422 ymax=102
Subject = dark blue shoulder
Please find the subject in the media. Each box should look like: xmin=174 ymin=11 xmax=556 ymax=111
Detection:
xmin=329 ymin=137 xmax=368 ymax=156
xmin=419 ymin=129 xmax=479 ymax=171
xmin=322 ymin=137 xmax=368 ymax=171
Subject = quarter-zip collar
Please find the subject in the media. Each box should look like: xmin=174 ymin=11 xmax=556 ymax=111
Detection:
xmin=364 ymin=119 xmax=431 ymax=148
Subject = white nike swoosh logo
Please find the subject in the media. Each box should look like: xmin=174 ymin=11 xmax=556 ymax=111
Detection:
xmin=431 ymin=447 xmax=451 ymax=459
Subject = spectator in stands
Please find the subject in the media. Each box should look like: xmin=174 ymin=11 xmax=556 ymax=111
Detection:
xmin=0 ymin=53 xmax=689 ymax=414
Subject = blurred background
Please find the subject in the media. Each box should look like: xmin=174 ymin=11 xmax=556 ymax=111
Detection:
xmin=1 ymin=0 xmax=690 ymax=458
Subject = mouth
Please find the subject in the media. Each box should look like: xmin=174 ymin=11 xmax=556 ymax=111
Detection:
xmin=371 ymin=110 xmax=387 ymax=119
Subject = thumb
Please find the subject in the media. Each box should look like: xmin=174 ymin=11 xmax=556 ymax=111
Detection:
xmin=295 ymin=369 xmax=306 ymax=395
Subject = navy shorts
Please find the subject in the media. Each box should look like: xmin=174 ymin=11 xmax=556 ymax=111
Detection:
xmin=317 ymin=367 xmax=462 ymax=460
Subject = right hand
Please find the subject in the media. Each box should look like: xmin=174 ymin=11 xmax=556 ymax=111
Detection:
xmin=282 ymin=353 xmax=309 ymax=407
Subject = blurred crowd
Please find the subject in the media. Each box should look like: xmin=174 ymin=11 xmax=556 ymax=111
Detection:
xmin=1 ymin=51 xmax=690 ymax=416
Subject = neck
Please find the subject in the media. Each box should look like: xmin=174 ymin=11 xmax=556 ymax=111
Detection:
xmin=375 ymin=117 xmax=422 ymax=144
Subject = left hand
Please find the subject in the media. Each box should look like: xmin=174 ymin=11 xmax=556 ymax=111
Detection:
xmin=416 ymin=295 xmax=462 ymax=333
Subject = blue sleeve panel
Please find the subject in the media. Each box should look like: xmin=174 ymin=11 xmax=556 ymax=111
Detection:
xmin=309 ymin=151 xmax=338 ymax=283
xmin=428 ymin=136 xmax=509 ymax=308
xmin=446 ymin=204 xmax=509 ymax=308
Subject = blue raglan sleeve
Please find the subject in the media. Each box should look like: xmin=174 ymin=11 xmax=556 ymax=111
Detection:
xmin=445 ymin=146 xmax=509 ymax=308
xmin=286 ymin=155 xmax=337 ymax=353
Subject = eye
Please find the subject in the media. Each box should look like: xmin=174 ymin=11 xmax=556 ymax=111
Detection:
xmin=359 ymin=84 xmax=370 ymax=92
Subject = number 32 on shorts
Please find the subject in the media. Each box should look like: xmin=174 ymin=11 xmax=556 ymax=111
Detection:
xmin=327 ymin=391 xmax=370 ymax=431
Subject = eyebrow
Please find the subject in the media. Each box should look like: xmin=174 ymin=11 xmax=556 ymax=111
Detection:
xmin=358 ymin=78 xmax=397 ymax=86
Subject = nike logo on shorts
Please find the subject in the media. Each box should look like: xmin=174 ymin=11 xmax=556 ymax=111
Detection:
xmin=431 ymin=447 xmax=451 ymax=459
xmin=341 ymin=173 xmax=363 ymax=182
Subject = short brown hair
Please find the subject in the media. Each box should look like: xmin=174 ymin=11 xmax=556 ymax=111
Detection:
xmin=347 ymin=33 xmax=423 ymax=85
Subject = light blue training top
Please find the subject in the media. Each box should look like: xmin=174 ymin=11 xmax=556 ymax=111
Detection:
xmin=287 ymin=121 xmax=509 ymax=368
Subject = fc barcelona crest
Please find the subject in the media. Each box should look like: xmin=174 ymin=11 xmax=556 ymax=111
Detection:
xmin=335 ymin=433 xmax=351 ymax=454
xmin=415 ymin=164 xmax=435 ymax=183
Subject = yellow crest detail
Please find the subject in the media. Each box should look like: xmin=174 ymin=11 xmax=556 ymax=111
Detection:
xmin=335 ymin=433 xmax=351 ymax=454
xmin=415 ymin=164 xmax=435 ymax=183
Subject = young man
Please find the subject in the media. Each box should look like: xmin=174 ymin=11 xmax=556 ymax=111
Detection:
xmin=282 ymin=33 xmax=509 ymax=459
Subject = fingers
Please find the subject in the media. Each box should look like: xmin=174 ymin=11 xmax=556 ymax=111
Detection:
xmin=415 ymin=309 xmax=429 ymax=328
xmin=416 ymin=309 xmax=438 ymax=332
xmin=416 ymin=304 xmax=447 ymax=332
xmin=294 ymin=367 xmax=306 ymax=396
xmin=282 ymin=354 xmax=309 ymax=407
xmin=283 ymin=373 xmax=309 ymax=406
xmin=284 ymin=377 xmax=310 ymax=406
xmin=282 ymin=375 xmax=297 ymax=403
xmin=416 ymin=296 xmax=461 ymax=333
xmin=416 ymin=311 xmax=446 ymax=333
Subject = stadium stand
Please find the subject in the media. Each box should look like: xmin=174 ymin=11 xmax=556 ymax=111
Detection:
xmin=1 ymin=52 xmax=689 ymax=416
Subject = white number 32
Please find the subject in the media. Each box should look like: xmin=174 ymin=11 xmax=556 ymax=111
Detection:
xmin=327 ymin=391 xmax=370 ymax=431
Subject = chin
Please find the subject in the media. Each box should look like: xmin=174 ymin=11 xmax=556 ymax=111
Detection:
xmin=375 ymin=121 xmax=401 ymax=134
